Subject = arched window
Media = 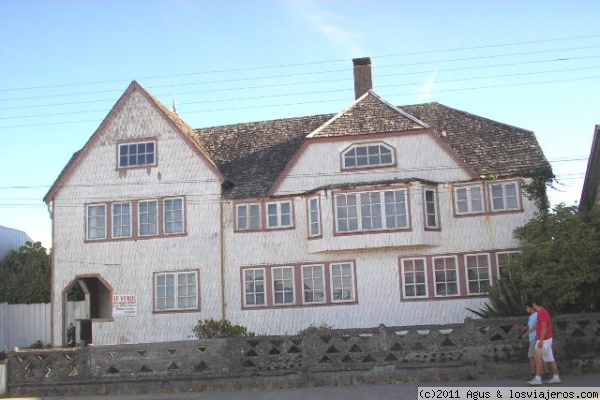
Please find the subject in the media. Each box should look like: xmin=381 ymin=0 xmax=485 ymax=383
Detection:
xmin=342 ymin=143 xmax=394 ymax=170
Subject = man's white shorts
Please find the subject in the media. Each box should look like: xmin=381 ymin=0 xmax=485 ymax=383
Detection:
xmin=535 ymin=337 xmax=555 ymax=362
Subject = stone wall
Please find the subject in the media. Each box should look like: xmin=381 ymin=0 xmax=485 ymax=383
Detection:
xmin=5 ymin=313 xmax=600 ymax=397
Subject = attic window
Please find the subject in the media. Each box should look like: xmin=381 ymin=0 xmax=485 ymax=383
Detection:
xmin=341 ymin=143 xmax=394 ymax=170
xmin=118 ymin=140 xmax=156 ymax=168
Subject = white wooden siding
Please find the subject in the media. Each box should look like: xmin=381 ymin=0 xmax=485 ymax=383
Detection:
xmin=273 ymin=133 xmax=472 ymax=197
xmin=51 ymin=90 xmax=223 ymax=346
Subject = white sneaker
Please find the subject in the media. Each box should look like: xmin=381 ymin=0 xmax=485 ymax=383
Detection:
xmin=544 ymin=377 xmax=561 ymax=384
xmin=528 ymin=378 xmax=542 ymax=386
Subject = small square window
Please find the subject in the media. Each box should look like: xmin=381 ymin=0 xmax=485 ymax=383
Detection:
xmin=118 ymin=141 xmax=156 ymax=168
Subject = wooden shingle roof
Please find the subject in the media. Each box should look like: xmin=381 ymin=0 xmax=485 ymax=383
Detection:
xmin=307 ymin=90 xmax=428 ymax=138
xmin=196 ymin=99 xmax=548 ymax=199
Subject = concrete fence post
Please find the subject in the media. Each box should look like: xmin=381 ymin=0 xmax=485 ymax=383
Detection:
xmin=0 ymin=359 xmax=7 ymax=396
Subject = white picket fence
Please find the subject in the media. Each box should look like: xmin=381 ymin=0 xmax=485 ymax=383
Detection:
xmin=0 ymin=302 xmax=87 ymax=352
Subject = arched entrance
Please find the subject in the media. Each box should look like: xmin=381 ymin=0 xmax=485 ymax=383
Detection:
xmin=62 ymin=274 xmax=113 ymax=347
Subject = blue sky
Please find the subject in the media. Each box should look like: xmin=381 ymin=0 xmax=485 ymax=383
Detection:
xmin=1 ymin=0 xmax=599 ymax=249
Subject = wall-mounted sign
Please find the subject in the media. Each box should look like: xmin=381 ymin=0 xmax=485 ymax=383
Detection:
xmin=112 ymin=294 xmax=137 ymax=317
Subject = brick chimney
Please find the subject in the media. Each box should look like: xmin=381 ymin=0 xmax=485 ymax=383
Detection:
xmin=353 ymin=57 xmax=372 ymax=99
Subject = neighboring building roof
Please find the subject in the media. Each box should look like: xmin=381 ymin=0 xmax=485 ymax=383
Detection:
xmin=580 ymin=125 xmax=600 ymax=208
xmin=0 ymin=225 xmax=32 ymax=260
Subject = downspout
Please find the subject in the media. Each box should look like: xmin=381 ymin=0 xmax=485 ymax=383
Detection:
xmin=220 ymin=199 xmax=226 ymax=320
xmin=46 ymin=200 xmax=56 ymax=347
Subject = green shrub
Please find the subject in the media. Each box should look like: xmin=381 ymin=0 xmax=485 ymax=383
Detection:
xmin=67 ymin=323 xmax=76 ymax=347
xmin=192 ymin=318 xmax=255 ymax=339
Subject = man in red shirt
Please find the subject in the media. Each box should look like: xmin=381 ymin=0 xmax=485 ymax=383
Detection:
xmin=528 ymin=300 xmax=561 ymax=385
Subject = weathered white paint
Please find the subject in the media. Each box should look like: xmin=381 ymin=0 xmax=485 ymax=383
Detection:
xmin=51 ymin=89 xmax=223 ymax=346
xmin=48 ymin=86 xmax=541 ymax=343
xmin=273 ymin=133 xmax=472 ymax=197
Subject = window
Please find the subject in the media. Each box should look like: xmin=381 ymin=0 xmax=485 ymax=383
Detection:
xmin=465 ymin=254 xmax=491 ymax=294
xmin=401 ymin=258 xmax=427 ymax=298
xmin=112 ymin=202 xmax=131 ymax=238
xmin=87 ymin=204 xmax=106 ymax=240
xmin=308 ymin=197 xmax=321 ymax=237
xmin=237 ymin=204 xmax=261 ymax=230
xmin=155 ymin=271 xmax=198 ymax=311
xmin=335 ymin=189 xmax=408 ymax=233
xmin=342 ymin=143 xmax=394 ymax=169
xmin=164 ymin=197 xmax=184 ymax=234
xmin=424 ymin=189 xmax=439 ymax=228
xmin=455 ymin=185 xmax=484 ymax=214
xmin=242 ymin=262 xmax=356 ymax=308
xmin=433 ymin=256 xmax=459 ymax=296
xmin=272 ymin=266 xmax=294 ymax=305
xmin=302 ymin=265 xmax=325 ymax=304
xmin=138 ymin=200 xmax=158 ymax=236
xmin=118 ymin=141 xmax=156 ymax=168
xmin=496 ymin=251 xmax=517 ymax=278
xmin=266 ymin=201 xmax=293 ymax=229
xmin=244 ymin=268 xmax=266 ymax=306
xmin=490 ymin=182 xmax=520 ymax=211
xmin=331 ymin=262 xmax=355 ymax=302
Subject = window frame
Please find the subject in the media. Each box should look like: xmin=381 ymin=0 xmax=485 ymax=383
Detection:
xmin=488 ymin=181 xmax=521 ymax=212
xmin=112 ymin=201 xmax=132 ymax=239
xmin=117 ymin=139 xmax=157 ymax=169
xmin=86 ymin=204 xmax=107 ymax=240
xmin=453 ymin=184 xmax=485 ymax=215
xmin=301 ymin=264 xmax=326 ymax=304
xmin=496 ymin=251 xmax=518 ymax=279
xmin=464 ymin=253 xmax=492 ymax=295
xmin=272 ymin=266 xmax=295 ymax=305
xmin=153 ymin=270 xmax=199 ymax=312
xmin=400 ymin=258 xmax=428 ymax=299
xmin=330 ymin=262 xmax=355 ymax=303
xmin=334 ymin=188 xmax=409 ymax=234
xmin=341 ymin=142 xmax=395 ymax=170
xmin=163 ymin=197 xmax=185 ymax=235
xmin=432 ymin=255 xmax=460 ymax=298
xmin=423 ymin=188 xmax=440 ymax=229
xmin=266 ymin=200 xmax=294 ymax=229
xmin=241 ymin=261 xmax=356 ymax=309
xmin=236 ymin=203 xmax=262 ymax=231
xmin=138 ymin=199 xmax=159 ymax=237
xmin=307 ymin=196 xmax=322 ymax=238
xmin=243 ymin=268 xmax=266 ymax=307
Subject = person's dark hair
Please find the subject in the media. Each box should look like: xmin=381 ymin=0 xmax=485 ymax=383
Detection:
xmin=525 ymin=301 xmax=534 ymax=308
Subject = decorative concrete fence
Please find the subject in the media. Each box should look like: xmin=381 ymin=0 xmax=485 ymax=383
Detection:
xmin=5 ymin=313 xmax=600 ymax=397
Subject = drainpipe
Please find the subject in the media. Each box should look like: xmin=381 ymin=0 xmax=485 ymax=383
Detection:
xmin=220 ymin=200 xmax=226 ymax=320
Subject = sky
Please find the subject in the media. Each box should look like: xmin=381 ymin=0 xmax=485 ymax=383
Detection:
xmin=0 ymin=0 xmax=599 ymax=250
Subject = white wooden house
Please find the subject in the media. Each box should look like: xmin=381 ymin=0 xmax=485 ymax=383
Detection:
xmin=44 ymin=58 xmax=548 ymax=346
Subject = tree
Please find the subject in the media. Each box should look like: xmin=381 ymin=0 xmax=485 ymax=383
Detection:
xmin=0 ymin=241 xmax=51 ymax=304
xmin=508 ymin=204 xmax=600 ymax=313
xmin=469 ymin=204 xmax=600 ymax=317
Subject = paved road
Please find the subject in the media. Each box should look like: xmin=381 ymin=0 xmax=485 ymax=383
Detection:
xmin=6 ymin=373 xmax=600 ymax=400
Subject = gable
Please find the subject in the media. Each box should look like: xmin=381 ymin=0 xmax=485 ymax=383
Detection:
xmin=44 ymin=81 xmax=222 ymax=203
xmin=270 ymin=130 xmax=475 ymax=197
xmin=308 ymin=90 xmax=428 ymax=138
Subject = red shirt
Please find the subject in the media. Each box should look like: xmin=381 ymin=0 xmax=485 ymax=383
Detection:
xmin=535 ymin=307 xmax=553 ymax=340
